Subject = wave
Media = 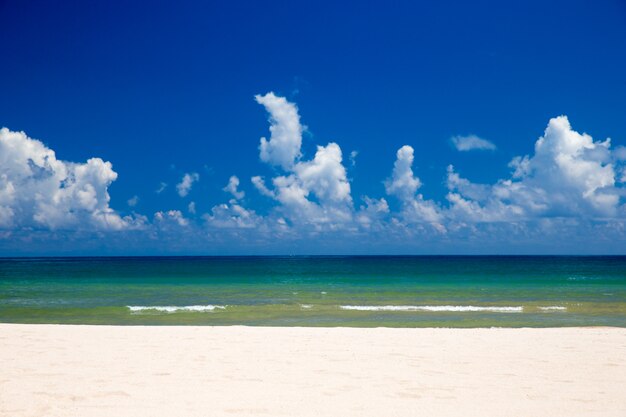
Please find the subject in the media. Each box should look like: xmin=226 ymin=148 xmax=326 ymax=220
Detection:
xmin=538 ymin=306 xmax=567 ymax=311
xmin=127 ymin=304 xmax=564 ymax=314
xmin=339 ymin=305 xmax=524 ymax=313
xmin=128 ymin=305 xmax=226 ymax=313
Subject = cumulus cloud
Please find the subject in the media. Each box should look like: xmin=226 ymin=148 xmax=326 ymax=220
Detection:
xmin=446 ymin=116 xmax=622 ymax=221
xmin=223 ymin=175 xmax=245 ymax=199
xmin=252 ymin=93 xmax=354 ymax=228
xmin=451 ymin=134 xmax=496 ymax=151
xmin=3 ymin=97 xmax=626 ymax=254
xmin=197 ymin=111 xmax=625 ymax=250
xmin=0 ymin=127 xmax=128 ymax=230
xmin=203 ymin=200 xmax=262 ymax=229
xmin=255 ymin=92 xmax=303 ymax=170
xmin=356 ymin=197 xmax=389 ymax=228
xmin=385 ymin=146 xmax=422 ymax=201
xmin=385 ymin=145 xmax=443 ymax=227
xmin=176 ymin=172 xmax=199 ymax=197
xmin=294 ymin=143 xmax=352 ymax=206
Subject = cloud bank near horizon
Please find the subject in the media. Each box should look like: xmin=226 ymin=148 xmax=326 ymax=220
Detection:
xmin=2 ymin=93 xmax=626 ymax=253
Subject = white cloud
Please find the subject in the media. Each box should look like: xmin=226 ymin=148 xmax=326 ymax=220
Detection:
xmin=356 ymin=197 xmax=389 ymax=228
xmin=255 ymin=92 xmax=303 ymax=170
xmin=278 ymin=143 xmax=353 ymax=226
xmin=402 ymin=198 xmax=443 ymax=225
xmin=5 ymin=101 xmax=626 ymax=254
xmin=451 ymin=134 xmax=496 ymax=151
xmin=294 ymin=143 xmax=352 ymax=206
xmin=154 ymin=210 xmax=188 ymax=227
xmin=446 ymin=116 xmax=621 ymax=221
xmin=127 ymin=195 xmax=139 ymax=207
xmin=262 ymin=144 xmax=354 ymax=227
xmin=176 ymin=172 xmax=199 ymax=197
xmin=252 ymin=93 xmax=355 ymax=228
xmin=384 ymin=145 xmax=444 ymax=228
xmin=203 ymin=200 xmax=262 ymax=229
xmin=0 ymin=127 xmax=128 ymax=230
xmin=251 ymin=176 xmax=275 ymax=198
xmin=385 ymin=145 xmax=422 ymax=201
xmin=223 ymin=175 xmax=245 ymax=199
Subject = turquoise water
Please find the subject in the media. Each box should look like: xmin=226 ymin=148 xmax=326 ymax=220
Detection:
xmin=0 ymin=256 xmax=625 ymax=327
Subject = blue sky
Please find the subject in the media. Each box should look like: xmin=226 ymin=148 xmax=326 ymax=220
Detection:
xmin=1 ymin=0 xmax=626 ymax=255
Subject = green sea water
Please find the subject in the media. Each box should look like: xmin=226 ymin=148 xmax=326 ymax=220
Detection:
xmin=0 ymin=256 xmax=625 ymax=327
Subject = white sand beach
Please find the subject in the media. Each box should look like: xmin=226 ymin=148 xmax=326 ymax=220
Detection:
xmin=1 ymin=324 xmax=625 ymax=417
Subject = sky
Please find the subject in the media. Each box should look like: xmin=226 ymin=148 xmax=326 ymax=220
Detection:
xmin=1 ymin=0 xmax=626 ymax=255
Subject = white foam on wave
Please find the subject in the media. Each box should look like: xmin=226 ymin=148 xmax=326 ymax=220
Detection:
xmin=339 ymin=305 xmax=524 ymax=313
xmin=300 ymin=304 xmax=313 ymax=309
xmin=128 ymin=305 xmax=226 ymax=313
xmin=538 ymin=306 xmax=567 ymax=311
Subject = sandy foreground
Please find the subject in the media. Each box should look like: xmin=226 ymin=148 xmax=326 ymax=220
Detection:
xmin=0 ymin=325 xmax=625 ymax=417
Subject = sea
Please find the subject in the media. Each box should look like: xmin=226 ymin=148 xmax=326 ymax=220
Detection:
xmin=1 ymin=256 xmax=625 ymax=327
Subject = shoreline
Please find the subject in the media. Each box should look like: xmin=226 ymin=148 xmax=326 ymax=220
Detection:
xmin=1 ymin=324 xmax=625 ymax=416
xmin=1 ymin=322 xmax=625 ymax=329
